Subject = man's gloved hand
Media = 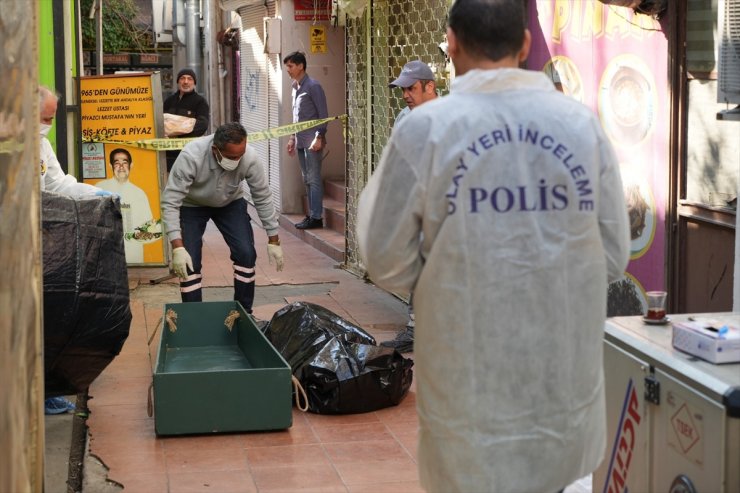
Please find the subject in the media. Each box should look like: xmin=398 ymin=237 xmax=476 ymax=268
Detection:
xmin=172 ymin=246 xmax=193 ymax=279
xmin=267 ymin=243 xmax=284 ymax=272
xmin=94 ymin=190 xmax=116 ymax=197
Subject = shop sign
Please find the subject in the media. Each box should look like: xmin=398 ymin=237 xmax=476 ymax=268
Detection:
xmin=80 ymin=73 xmax=166 ymax=267
xmin=295 ymin=0 xmax=330 ymax=21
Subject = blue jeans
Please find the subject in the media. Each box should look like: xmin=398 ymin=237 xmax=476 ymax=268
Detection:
xmin=179 ymin=199 xmax=257 ymax=312
xmin=297 ymin=148 xmax=323 ymax=219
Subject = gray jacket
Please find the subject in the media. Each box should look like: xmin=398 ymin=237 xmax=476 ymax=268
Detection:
xmin=161 ymin=134 xmax=279 ymax=241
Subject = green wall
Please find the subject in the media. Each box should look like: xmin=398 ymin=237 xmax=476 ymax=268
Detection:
xmin=38 ymin=0 xmax=80 ymax=150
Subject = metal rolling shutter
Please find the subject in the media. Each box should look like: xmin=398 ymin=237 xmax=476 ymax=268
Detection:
xmin=718 ymin=0 xmax=740 ymax=104
xmin=239 ymin=3 xmax=281 ymax=211
xmin=265 ymin=1 xmax=281 ymax=211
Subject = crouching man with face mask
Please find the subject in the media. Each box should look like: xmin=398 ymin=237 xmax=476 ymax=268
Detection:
xmin=161 ymin=122 xmax=284 ymax=313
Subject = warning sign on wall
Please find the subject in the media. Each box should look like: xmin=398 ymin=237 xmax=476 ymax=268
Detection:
xmin=310 ymin=26 xmax=327 ymax=53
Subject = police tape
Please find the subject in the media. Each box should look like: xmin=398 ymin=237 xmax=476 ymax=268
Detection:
xmin=0 ymin=139 xmax=25 ymax=155
xmin=82 ymin=115 xmax=347 ymax=151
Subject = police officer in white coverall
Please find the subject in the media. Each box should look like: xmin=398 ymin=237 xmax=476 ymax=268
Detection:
xmin=39 ymin=85 xmax=111 ymax=416
xmin=357 ymin=1 xmax=630 ymax=492
xmin=39 ymin=86 xmax=109 ymax=198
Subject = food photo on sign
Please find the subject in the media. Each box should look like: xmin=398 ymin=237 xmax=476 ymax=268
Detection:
xmin=619 ymin=161 xmax=657 ymax=259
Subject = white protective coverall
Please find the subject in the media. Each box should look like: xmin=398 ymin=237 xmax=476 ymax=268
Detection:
xmin=40 ymin=136 xmax=99 ymax=197
xmin=357 ymin=68 xmax=630 ymax=493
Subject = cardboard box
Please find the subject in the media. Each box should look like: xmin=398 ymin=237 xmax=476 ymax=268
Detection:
xmin=672 ymin=320 xmax=740 ymax=364
xmin=153 ymin=301 xmax=293 ymax=435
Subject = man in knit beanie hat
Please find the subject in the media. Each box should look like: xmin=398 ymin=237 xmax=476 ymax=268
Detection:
xmin=163 ymin=67 xmax=210 ymax=171
xmin=177 ymin=68 xmax=197 ymax=85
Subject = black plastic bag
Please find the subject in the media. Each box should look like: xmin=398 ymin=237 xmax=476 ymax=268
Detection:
xmin=264 ymin=302 xmax=413 ymax=414
xmin=42 ymin=191 xmax=132 ymax=397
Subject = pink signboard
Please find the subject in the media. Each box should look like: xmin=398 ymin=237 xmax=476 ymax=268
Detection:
xmin=527 ymin=1 xmax=670 ymax=315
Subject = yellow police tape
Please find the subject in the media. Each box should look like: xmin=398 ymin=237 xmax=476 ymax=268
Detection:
xmin=82 ymin=115 xmax=347 ymax=151
xmin=0 ymin=139 xmax=25 ymax=155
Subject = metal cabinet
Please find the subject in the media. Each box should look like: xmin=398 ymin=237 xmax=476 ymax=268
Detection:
xmin=594 ymin=314 xmax=740 ymax=493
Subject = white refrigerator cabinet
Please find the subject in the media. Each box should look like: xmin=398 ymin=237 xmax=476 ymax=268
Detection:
xmin=593 ymin=313 xmax=740 ymax=493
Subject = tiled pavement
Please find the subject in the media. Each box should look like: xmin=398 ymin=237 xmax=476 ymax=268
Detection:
xmin=85 ymin=221 xmax=420 ymax=493
xmin=84 ymin=220 xmax=592 ymax=493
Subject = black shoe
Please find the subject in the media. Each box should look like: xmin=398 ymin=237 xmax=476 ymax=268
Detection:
xmin=295 ymin=216 xmax=311 ymax=228
xmin=380 ymin=327 xmax=414 ymax=353
xmin=296 ymin=217 xmax=323 ymax=230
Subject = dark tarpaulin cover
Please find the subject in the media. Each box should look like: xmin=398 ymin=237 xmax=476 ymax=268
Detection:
xmin=42 ymin=191 xmax=131 ymax=397
xmin=264 ymin=302 xmax=413 ymax=414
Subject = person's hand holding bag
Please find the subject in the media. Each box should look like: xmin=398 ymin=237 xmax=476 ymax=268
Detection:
xmin=172 ymin=246 xmax=193 ymax=279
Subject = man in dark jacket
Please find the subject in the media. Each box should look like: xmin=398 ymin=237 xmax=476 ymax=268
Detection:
xmin=163 ymin=68 xmax=210 ymax=171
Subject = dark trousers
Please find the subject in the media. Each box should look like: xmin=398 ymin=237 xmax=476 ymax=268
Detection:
xmin=179 ymin=199 xmax=257 ymax=312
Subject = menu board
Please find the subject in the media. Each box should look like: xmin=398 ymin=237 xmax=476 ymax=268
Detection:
xmin=80 ymin=72 xmax=166 ymax=266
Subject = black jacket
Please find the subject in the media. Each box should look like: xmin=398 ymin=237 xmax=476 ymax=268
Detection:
xmin=163 ymin=90 xmax=210 ymax=170
xmin=163 ymin=90 xmax=209 ymax=138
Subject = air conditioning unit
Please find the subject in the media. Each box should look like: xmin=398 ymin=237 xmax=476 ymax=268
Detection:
xmin=718 ymin=0 xmax=740 ymax=117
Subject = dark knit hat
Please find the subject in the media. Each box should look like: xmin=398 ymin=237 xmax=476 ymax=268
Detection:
xmin=177 ymin=68 xmax=197 ymax=85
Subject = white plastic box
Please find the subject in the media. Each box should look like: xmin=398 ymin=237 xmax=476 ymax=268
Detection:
xmin=672 ymin=320 xmax=740 ymax=364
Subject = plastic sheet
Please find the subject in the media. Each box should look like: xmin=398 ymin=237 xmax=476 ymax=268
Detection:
xmin=264 ymin=302 xmax=413 ymax=414
xmin=42 ymin=191 xmax=132 ymax=397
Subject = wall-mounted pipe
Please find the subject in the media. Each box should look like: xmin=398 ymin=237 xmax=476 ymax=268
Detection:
xmin=173 ymin=0 xmax=186 ymax=46
xmin=185 ymin=0 xmax=202 ymax=85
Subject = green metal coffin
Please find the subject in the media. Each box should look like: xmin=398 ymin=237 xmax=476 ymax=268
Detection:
xmin=153 ymin=301 xmax=292 ymax=435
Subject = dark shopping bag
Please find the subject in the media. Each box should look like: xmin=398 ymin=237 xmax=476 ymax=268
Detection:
xmin=264 ymin=302 xmax=413 ymax=414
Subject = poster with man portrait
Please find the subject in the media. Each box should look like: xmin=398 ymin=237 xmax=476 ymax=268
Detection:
xmin=80 ymin=72 xmax=166 ymax=266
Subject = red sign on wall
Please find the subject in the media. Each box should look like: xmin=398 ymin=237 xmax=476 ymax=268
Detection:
xmin=294 ymin=0 xmax=331 ymax=21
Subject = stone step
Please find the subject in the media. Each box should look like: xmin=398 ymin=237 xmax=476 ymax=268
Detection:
xmin=279 ymin=214 xmax=345 ymax=263
xmin=324 ymin=178 xmax=346 ymax=203
xmin=300 ymin=195 xmax=346 ymax=236
xmin=323 ymin=197 xmax=345 ymax=236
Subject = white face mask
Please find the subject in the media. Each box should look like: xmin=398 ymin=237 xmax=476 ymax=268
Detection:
xmin=40 ymin=123 xmax=52 ymax=137
xmin=215 ymin=147 xmax=240 ymax=171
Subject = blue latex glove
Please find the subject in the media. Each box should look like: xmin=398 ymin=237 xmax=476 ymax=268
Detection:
xmin=94 ymin=190 xmax=119 ymax=198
